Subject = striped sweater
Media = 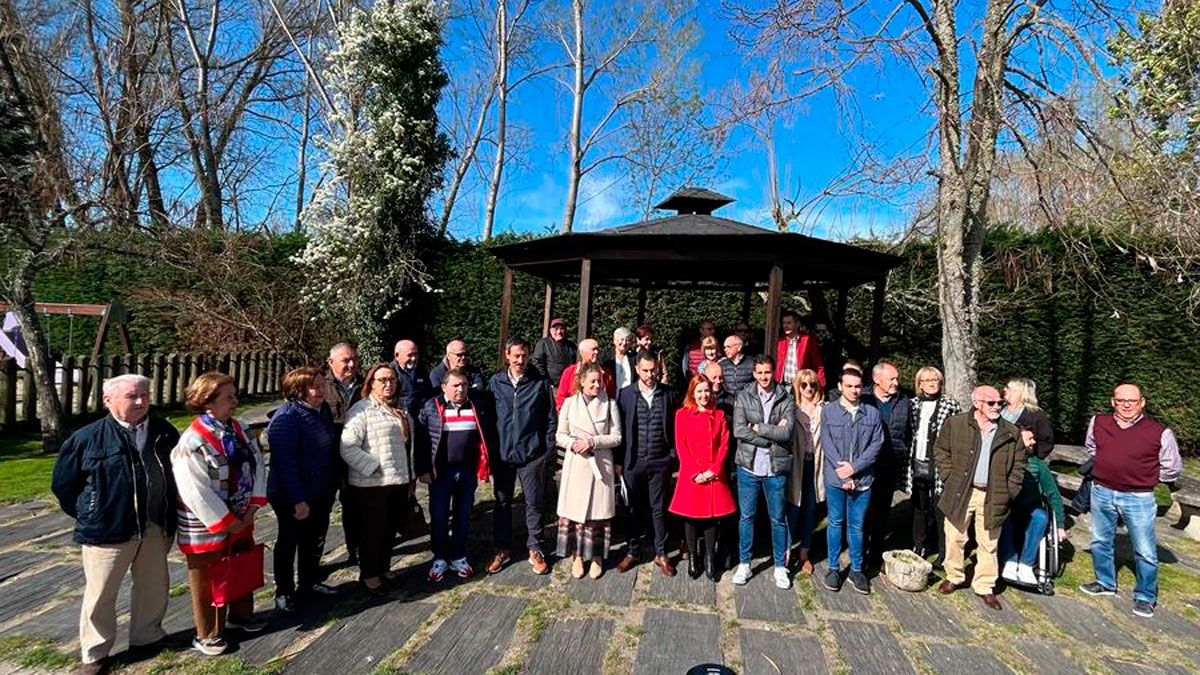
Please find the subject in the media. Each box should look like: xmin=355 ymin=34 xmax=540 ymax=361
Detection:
xmin=172 ymin=416 xmax=267 ymax=554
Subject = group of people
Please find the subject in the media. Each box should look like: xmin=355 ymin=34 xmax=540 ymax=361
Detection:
xmin=48 ymin=313 xmax=1184 ymax=675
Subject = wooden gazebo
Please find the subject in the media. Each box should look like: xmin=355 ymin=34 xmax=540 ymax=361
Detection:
xmin=490 ymin=188 xmax=903 ymax=363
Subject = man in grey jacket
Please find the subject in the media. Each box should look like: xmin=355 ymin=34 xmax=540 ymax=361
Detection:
xmin=732 ymin=355 xmax=795 ymax=589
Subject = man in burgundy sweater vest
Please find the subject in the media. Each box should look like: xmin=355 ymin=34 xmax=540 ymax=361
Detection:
xmin=1079 ymin=383 xmax=1182 ymax=618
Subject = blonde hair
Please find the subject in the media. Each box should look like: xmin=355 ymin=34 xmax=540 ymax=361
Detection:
xmin=701 ymin=336 xmax=718 ymax=351
xmin=913 ymin=366 xmax=943 ymax=393
xmin=1005 ymin=378 xmax=1039 ymax=409
xmin=792 ymin=368 xmax=821 ymax=404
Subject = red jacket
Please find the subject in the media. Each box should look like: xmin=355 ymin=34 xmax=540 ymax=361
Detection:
xmin=555 ymin=363 xmax=616 ymax=410
xmin=774 ymin=333 xmax=825 ymax=388
xmin=669 ymin=407 xmax=736 ymax=519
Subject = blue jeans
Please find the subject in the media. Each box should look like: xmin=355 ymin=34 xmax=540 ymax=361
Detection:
xmin=826 ymin=484 xmax=871 ymax=573
xmin=737 ymin=468 xmax=789 ymax=567
xmin=429 ymin=464 xmax=477 ymax=561
xmin=1090 ymin=483 xmax=1158 ymax=604
xmin=998 ymin=507 xmax=1049 ymax=567
xmin=786 ymin=456 xmax=818 ymax=550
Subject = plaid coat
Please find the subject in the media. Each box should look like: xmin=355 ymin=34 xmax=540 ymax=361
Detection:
xmin=172 ymin=416 xmax=266 ymax=554
xmin=904 ymin=395 xmax=962 ymax=495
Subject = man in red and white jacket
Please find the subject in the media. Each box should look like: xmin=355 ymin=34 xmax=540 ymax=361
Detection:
xmin=774 ymin=311 xmax=825 ymax=389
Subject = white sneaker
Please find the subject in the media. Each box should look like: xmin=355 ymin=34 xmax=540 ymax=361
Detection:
xmin=773 ymin=566 xmax=791 ymax=589
xmin=732 ymin=563 xmax=752 ymax=585
xmin=449 ymin=557 xmax=475 ymax=578
xmin=428 ymin=559 xmax=448 ymax=582
xmin=1001 ymin=558 xmax=1018 ymax=581
xmin=1016 ymin=563 xmax=1038 ymax=586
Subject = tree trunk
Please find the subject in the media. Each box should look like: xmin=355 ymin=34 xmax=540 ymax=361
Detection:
xmin=483 ymin=0 xmax=509 ymax=241
xmin=561 ymin=0 xmax=584 ymax=233
xmin=439 ymin=78 xmax=497 ymax=236
xmin=9 ymin=276 xmax=66 ymax=452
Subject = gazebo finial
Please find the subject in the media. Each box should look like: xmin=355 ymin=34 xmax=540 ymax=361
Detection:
xmin=653 ymin=187 xmax=735 ymax=215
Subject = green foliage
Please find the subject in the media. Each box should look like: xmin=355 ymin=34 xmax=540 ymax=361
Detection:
xmin=0 ymin=635 xmax=76 ymax=670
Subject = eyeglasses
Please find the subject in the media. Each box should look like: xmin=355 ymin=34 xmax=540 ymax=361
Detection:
xmin=374 ymin=377 xmax=397 ymax=384
xmin=449 ymin=352 xmax=467 ymax=358
xmin=976 ymin=400 xmax=1003 ymax=407
xmin=1113 ymin=398 xmax=1141 ymax=405
xmin=918 ymin=378 xmax=940 ymax=383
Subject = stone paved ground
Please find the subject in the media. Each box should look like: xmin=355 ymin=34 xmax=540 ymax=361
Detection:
xmin=0 ymin=489 xmax=1198 ymax=675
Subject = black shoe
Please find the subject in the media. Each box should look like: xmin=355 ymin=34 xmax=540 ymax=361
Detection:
xmin=346 ymin=550 xmax=359 ymax=567
xmin=688 ymin=552 xmax=703 ymax=579
xmin=848 ymin=570 xmax=871 ymax=595
xmin=704 ymin=545 xmax=719 ymax=582
xmin=823 ymin=569 xmax=842 ymax=592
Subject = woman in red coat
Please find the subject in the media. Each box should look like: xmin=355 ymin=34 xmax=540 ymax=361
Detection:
xmin=669 ymin=374 xmax=736 ymax=581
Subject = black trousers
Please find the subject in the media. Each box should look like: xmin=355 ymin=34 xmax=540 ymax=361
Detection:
xmin=270 ymin=494 xmax=333 ymax=597
xmin=626 ymin=466 xmax=670 ymax=557
xmin=354 ymin=484 xmax=410 ymax=581
xmin=910 ymin=479 xmax=945 ymax=560
xmin=339 ymin=484 xmax=360 ymax=560
xmin=492 ymin=454 xmax=548 ymax=552
xmin=866 ymin=462 xmax=899 ymax=568
xmin=683 ymin=517 xmax=719 ymax=559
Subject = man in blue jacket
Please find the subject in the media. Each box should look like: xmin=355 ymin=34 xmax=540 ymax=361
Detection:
xmin=486 ymin=337 xmax=557 ymax=575
xmin=821 ymin=368 xmax=884 ymax=594
xmin=390 ymin=339 xmax=433 ymax=419
xmin=51 ymin=374 xmax=180 ymax=675
xmin=859 ymin=361 xmax=912 ymax=570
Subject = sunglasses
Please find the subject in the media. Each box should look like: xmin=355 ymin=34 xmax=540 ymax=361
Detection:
xmin=976 ymin=400 xmax=1003 ymax=407
xmin=798 ymin=382 xmax=817 ymax=390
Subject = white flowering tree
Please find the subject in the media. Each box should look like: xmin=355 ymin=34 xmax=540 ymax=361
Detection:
xmin=296 ymin=0 xmax=450 ymax=359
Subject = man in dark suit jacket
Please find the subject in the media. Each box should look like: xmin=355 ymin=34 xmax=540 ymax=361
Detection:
xmin=859 ymin=361 xmax=912 ymax=570
xmin=614 ymin=350 xmax=679 ymax=577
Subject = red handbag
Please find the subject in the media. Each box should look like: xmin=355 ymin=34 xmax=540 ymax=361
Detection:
xmin=209 ymin=542 xmax=265 ymax=607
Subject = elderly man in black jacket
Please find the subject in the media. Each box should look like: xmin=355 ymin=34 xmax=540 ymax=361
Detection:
xmin=485 ymin=337 xmax=558 ymax=576
xmin=859 ymin=361 xmax=912 ymax=570
xmin=532 ymin=318 xmax=576 ymax=384
xmin=52 ymin=374 xmax=180 ymax=675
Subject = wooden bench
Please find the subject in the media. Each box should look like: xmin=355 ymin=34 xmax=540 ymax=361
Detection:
xmin=1047 ymin=443 xmax=1200 ymax=541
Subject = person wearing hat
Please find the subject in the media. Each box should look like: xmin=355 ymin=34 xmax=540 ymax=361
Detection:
xmin=533 ymin=318 xmax=577 ymax=385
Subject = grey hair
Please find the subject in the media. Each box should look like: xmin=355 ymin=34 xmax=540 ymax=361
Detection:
xmin=103 ymin=374 xmax=150 ymax=398
xmin=723 ymin=334 xmax=744 ymax=347
xmin=329 ymin=342 xmax=356 ymax=358
xmin=1005 ymin=378 xmax=1039 ymax=409
xmin=872 ymin=361 xmax=897 ymax=379
xmin=613 ymin=326 xmax=632 ymax=342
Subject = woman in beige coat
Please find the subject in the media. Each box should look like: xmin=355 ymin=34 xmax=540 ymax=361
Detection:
xmin=555 ymin=363 xmax=622 ymax=580
xmin=787 ymin=368 xmax=824 ymax=575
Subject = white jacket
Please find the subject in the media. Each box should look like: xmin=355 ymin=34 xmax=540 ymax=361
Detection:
xmin=340 ymin=398 xmax=414 ymax=488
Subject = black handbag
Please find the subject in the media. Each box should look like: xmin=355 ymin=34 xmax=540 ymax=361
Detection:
xmin=1071 ymin=459 xmax=1094 ymax=514
xmin=911 ymin=457 xmax=935 ymax=483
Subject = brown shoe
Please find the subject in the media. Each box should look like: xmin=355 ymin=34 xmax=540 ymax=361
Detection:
xmin=528 ymin=549 xmax=550 ymax=575
xmin=798 ymin=548 xmax=813 ymax=576
xmin=616 ymin=554 xmax=639 ymax=573
xmin=937 ymin=580 xmax=962 ymax=595
xmin=486 ymin=550 xmax=511 ymax=574
xmin=654 ymin=554 xmax=677 ymax=577
xmin=76 ymin=658 xmax=108 ymax=675
xmin=978 ymin=593 xmax=1002 ymax=610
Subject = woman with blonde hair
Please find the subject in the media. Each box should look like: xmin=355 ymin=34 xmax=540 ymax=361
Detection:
xmin=556 ymin=362 xmax=622 ymax=579
xmin=907 ymin=366 xmax=961 ymax=562
xmin=786 ymin=368 xmax=823 ymax=574
xmin=1002 ymin=378 xmax=1054 ymax=459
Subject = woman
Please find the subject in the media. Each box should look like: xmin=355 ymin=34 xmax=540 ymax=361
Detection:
xmin=266 ymin=366 xmax=338 ymax=613
xmin=786 ymin=368 xmax=824 ymax=575
xmin=907 ymin=366 xmax=962 ymax=561
xmin=339 ymin=363 xmax=415 ymax=595
xmin=556 ymin=363 xmax=622 ymax=580
xmin=1002 ymin=378 xmax=1055 ymax=459
xmin=694 ymin=336 xmax=721 ymax=377
xmin=634 ymin=323 xmax=670 ymax=384
xmin=1000 ymin=430 xmax=1067 ymax=585
xmin=173 ymin=372 xmax=267 ymax=657
xmin=669 ymin=375 xmax=735 ymax=581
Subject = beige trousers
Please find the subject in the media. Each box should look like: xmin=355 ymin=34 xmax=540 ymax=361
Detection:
xmin=79 ymin=523 xmax=171 ymax=664
xmin=943 ymin=487 xmax=1000 ymax=595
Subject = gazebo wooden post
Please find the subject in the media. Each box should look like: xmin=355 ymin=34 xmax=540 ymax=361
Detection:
xmin=764 ymin=264 xmax=784 ymax=349
xmin=498 ymin=267 xmax=514 ymax=366
xmin=833 ymin=286 xmax=849 ymax=362
xmin=541 ymin=282 xmax=555 ymax=337
xmin=741 ymin=287 xmax=753 ymax=324
xmin=868 ymin=273 xmax=887 ymax=364
xmin=636 ymin=285 xmax=648 ymax=326
xmin=577 ymin=258 xmax=593 ymax=342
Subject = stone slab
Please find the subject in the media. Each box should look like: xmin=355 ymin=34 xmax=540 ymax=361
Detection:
xmin=486 ymin=554 xmax=553 ymax=591
xmin=0 ymin=501 xmax=52 ymax=524
xmin=1016 ymin=639 xmax=1079 ymax=675
xmin=283 ymin=599 xmax=434 ymax=674
xmin=1102 ymin=599 xmax=1200 ymax=640
xmin=632 ymin=608 xmax=723 ymax=675
xmin=0 ymin=512 xmax=73 ymax=548
xmin=236 ymin=585 xmax=349 ymax=665
xmin=877 ymin=585 xmax=966 ymax=638
xmin=406 ymin=593 xmax=527 ymax=675
xmin=525 ymin=617 xmax=614 ymax=675
xmin=13 ymin=597 xmax=79 ymax=641
xmin=1103 ymin=658 xmax=1194 ymax=675
xmin=0 ymin=550 xmax=54 ymax=582
xmin=963 ymin=589 xmax=1025 ymax=625
xmin=739 ymin=627 xmax=827 ymax=675
xmin=829 ymin=620 xmax=915 ymax=675
xmin=810 ymin=562 xmax=871 ymax=614
xmin=1025 ymin=593 xmax=1145 ymax=651
xmin=647 ymin=568 xmax=716 ymax=607
xmin=0 ymin=564 xmax=83 ymax=625
xmin=564 ymin=561 xmax=637 ymax=607
xmin=734 ymin=567 xmax=804 ymax=623
xmin=923 ymin=644 xmax=1012 ymax=675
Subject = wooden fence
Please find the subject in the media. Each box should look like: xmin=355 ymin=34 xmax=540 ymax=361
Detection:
xmin=0 ymin=351 xmax=300 ymax=431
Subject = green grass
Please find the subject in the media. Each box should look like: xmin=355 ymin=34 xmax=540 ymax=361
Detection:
xmin=147 ymin=653 xmax=281 ymax=675
xmin=0 ymin=635 xmax=76 ymax=670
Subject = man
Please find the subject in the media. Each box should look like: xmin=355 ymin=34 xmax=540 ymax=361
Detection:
xmin=391 ymin=339 xmax=433 ymax=419
xmin=820 ymin=369 xmax=884 ymax=595
xmin=1080 ymin=383 xmax=1182 ymax=618
xmin=430 ymin=339 xmax=486 ymax=390
xmin=555 ymin=338 xmax=615 ymax=409
xmin=719 ymin=334 xmax=755 ymax=406
xmin=735 ymin=322 xmax=759 ymax=357
xmin=615 ymin=351 xmax=679 ymax=577
xmin=486 ymin=338 xmax=557 ymax=576
xmin=324 ymin=342 xmax=363 ymax=566
xmin=774 ymin=310 xmax=825 ymax=390
xmin=415 ymin=370 xmax=496 ymax=582
xmin=604 ymin=326 xmax=636 ymax=391
xmin=732 ymin=356 xmax=795 ymax=590
xmin=934 ymin=385 xmax=1026 ymax=611
xmin=859 ymin=361 xmax=912 ymax=570
xmin=532 ymin=318 xmax=576 ymax=384
xmin=51 ymin=375 xmax=180 ymax=675
xmin=680 ymin=318 xmax=717 ymax=379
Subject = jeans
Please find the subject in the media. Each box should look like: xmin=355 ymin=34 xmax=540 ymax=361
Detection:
xmin=1090 ymin=483 xmax=1158 ymax=604
xmin=429 ymin=464 xmax=478 ymax=561
xmin=491 ymin=454 xmax=548 ymax=551
xmin=786 ymin=456 xmax=818 ymax=550
xmin=998 ymin=507 xmax=1049 ymax=567
xmin=737 ymin=468 xmax=789 ymax=567
xmin=826 ymin=484 xmax=871 ymax=573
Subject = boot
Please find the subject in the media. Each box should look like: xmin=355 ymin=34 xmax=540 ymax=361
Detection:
xmin=705 ymin=539 xmax=720 ymax=582
xmin=688 ymin=546 xmax=703 ymax=579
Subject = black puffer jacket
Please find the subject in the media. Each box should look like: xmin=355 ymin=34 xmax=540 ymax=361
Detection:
xmin=532 ymin=337 xmax=576 ymax=384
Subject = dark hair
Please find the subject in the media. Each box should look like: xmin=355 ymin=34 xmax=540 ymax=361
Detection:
xmin=753 ymin=354 xmax=775 ymax=370
xmin=282 ymin=366 xmax=323 ymax=402
xmin=635 ymin=323 xmax=654 ymax=339
xmin=636 ymin=349 xmax=658 ymax=365
xmin=505 ymin=336 xmax=529 ymax=353
xmin=840 ymin=368 xmax=863 ymax=383
xmin=361 ymin=363 xmax=396 ymax=402
xmin=781 ymin=310 xmax=799 ymax=322
xmin=443 ymin=368 xmax=469 ymax=384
